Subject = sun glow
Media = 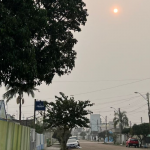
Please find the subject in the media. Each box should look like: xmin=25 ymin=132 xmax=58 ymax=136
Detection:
xmin=114 ymin=8 xmax=118 ymax=13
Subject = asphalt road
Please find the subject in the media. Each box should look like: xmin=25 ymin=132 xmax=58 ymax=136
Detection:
xmin=79 ymin=141 xmax=145 ymax=150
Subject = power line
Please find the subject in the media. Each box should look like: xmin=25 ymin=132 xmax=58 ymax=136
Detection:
xmin=127 ymin=104 xmax=147 ymax=114
xmin=91 ymin=93 xmax=139 ymax=101
xmin=44 ymin=92 xmax=146 ymax=102
xmin=92 ymin=104 xmax=147 ymax=116
xmin=73 ymin=78 xmax=150 ymax=96
xmin=53 ymin=79 xmax=141 ymax=82
xmin=95 ymin=95 xmax=141 ymax=105
xmin=90 ymin=96 xmax=141 ymax=111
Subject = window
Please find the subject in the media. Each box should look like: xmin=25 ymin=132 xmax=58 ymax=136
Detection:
xmin=130 ymin=139 xmax=138 ymax=141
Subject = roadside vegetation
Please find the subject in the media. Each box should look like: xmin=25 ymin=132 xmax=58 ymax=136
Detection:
xmin=43 ymin=92 xmax=94 ymax=150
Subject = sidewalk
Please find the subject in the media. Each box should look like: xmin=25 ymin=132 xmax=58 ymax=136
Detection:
xmin=45 ymin=143 xmax=60 ymax=150
xmin=45 ymin=147 xmax=60 ymax=150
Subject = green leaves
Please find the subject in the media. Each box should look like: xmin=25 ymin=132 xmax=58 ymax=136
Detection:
xmin=132 ymin=123 xmax=150 ymax=137
xmin=3 ymin=83 xmax=38 ymax=103
xmin=44 ymin=92 xmax=94 ymax=129
xmin=113 ymin=111 xmax=129 ymax=130
xmin=0 ymin=0 xmax=88 ymax=86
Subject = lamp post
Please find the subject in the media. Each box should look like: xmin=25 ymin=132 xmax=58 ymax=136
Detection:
xmin=110 ymin=107 xmax=118 ymax=113
xmin=110 ymin=107 xmax=122 ymax=144
xmin=134 ymin=92 xmax=150 ymax=124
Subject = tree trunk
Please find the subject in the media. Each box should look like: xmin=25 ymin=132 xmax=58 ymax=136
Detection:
xmin=61 ymin=138 xmax=67 ymax=150
xmin=60 ymin=128 xmax=67 ymax=150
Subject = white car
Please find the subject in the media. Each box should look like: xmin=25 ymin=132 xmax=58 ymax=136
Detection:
xmin=69 ymin=136 xmax=80 ymax=146
xmin=67 ymin=139 xmax=79 ymax=148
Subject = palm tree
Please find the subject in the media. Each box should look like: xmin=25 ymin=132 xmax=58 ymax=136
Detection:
xmin=3 ymin=83 xmax=39 ymax=123
xmin=113 ymin=111 xmax=129 ymax=131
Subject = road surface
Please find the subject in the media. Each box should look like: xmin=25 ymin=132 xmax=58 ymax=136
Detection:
xmin=79 ymin=140 xmax=144 ymax=150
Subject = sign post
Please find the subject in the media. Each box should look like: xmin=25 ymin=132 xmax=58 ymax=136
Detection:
xmin=34 ymin=100 xmax=46 ymax=128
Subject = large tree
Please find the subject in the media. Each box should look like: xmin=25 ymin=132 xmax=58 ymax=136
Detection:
xmin=0 ymin=0 xmax=88 ymax=87
xmin=132 ymin=123 xmax=150 ymax=147
xmin=44 ymin=92 xmax=94 ymax=150
xmin=113 ymin=111 xmax=129 ymax=131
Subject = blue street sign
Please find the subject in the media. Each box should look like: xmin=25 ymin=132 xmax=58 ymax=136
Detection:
xmin=35 ymin=101 xmax=45 ymax=111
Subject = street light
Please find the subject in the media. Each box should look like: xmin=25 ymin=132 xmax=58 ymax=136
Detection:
xmin=110 ymin=107 xmax=118 ymax=112
xmin=134 ymin=92 xmax=150 ymax=124
xmin=134 ymin=92 xmax=147 ymax=101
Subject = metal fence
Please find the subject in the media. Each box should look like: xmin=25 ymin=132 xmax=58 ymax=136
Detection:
xmin=0 ymin=120 xmax=30 ymax=150
xmin=0 ymin=120 xmax=46 ymax=150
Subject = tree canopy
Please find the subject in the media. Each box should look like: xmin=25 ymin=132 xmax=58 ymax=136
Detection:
xmin=98 ymin=130 xmax=111 ymax=143
xmin=98 ymin=131 xmax=106 ymax=141
xmin=122 ymin=128 xmax=131 ymax=138
xmin=132 ymin=123 xmax=150 ymax=146
xmin=3 ymin=83 xmax=38 ymax=103
xmin=44 ymin=92 xmax=93 ymax=129
xmin=44 ymin=92 xmax=93 ymax=150
xmin=0 ymin=0 xmax=88 ymax=87
xmin=113 ymin=111 xmax=129 ymax=131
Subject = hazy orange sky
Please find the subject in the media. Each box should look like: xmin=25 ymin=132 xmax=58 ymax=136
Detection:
xmin=1 ymin=0 xmax=150 ymax=125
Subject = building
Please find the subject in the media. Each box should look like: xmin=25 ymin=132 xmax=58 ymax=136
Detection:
xmin=90 ymin=114 xmax=101 ymax=140
xmin=0 ymin=100 xmax=7 ymax=120
xmin=90 ymin=114 xmax=101 ymax=133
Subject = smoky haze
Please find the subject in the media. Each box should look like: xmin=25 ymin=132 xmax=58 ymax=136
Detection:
xmin=1 ymin=0 xmax=150 ymax=125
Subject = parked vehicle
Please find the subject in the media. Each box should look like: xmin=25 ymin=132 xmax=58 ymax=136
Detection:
xmin=126 ymin=138 xmax=139 ymax=148
xmin=69 ymin=136 xmax=80 ymax=146
xmin=69 ymin=136 xmax=78 ymax=140
xmin=67 ymin=139 xmax=79 ymax=149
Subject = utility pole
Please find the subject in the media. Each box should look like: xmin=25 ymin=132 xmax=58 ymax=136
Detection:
xmin=146 ymin=93 xmax=150 ymax=124
xmin=130 ymin=121 xmax=132 ymax=128
xmin=135 ymin=92 xmax=150 ymax=124
xmin=141 ymin=117 xmax=142 ymax=124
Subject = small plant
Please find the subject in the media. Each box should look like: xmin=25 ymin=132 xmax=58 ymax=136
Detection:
xmin=47 ymin=139 xmax=51 ymax=147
